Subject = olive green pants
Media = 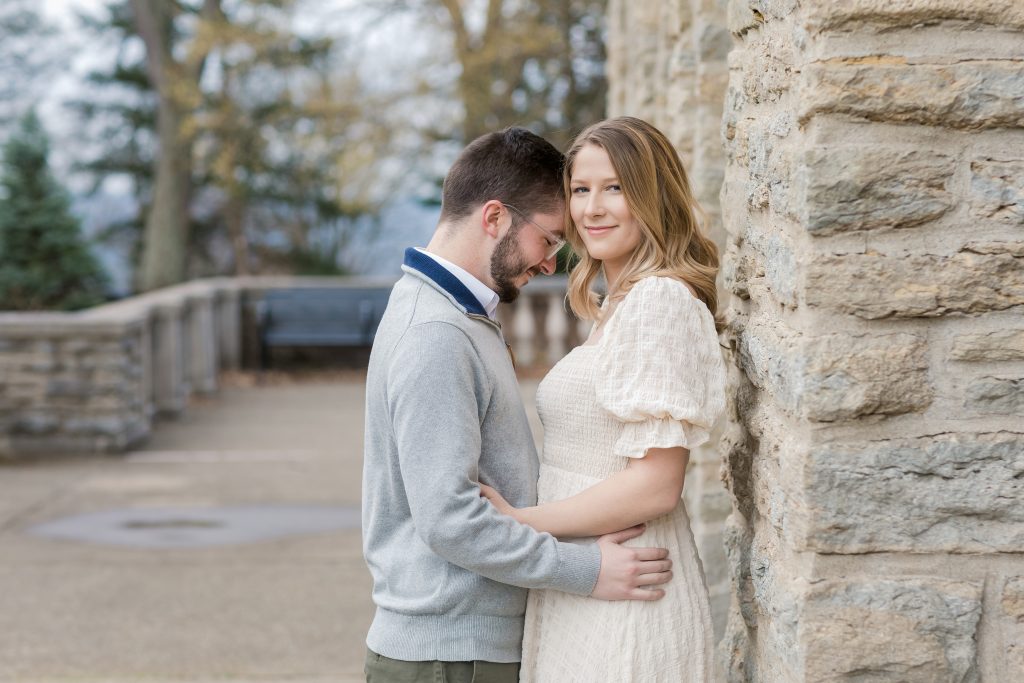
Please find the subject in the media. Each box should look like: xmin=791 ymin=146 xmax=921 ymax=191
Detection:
xmin=365 ymin=649 xmax=520 ymax=683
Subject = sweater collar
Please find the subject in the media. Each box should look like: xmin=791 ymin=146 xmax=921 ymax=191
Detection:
xmin=402 ymin=247 xmax=490 ymax=317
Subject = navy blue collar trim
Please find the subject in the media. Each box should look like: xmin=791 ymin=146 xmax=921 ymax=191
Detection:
xmin=403 ymin=248 xmax=489 ymax=317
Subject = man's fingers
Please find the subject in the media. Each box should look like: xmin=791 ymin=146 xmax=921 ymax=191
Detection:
xmin=630 ymin=587 xmax=666 ymax=601
xmin=639 ymin=559 xmax=672 ymax=574
xmin=636 ymin=570 xmax=673 ymax=587
xmin=601 ymin=524 xmax=646 ymax=544
xmin=632 ymin=546 xmax=670 ymax=561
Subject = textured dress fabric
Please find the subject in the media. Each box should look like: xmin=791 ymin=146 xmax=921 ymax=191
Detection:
xmin=519 ymin=276 xmax=727 ymax=683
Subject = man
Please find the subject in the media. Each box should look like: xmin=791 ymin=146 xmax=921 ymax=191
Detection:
xmin=362 ymin=128 xmax=671 ymax=682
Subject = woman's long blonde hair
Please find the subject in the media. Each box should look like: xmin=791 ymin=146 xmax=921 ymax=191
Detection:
xmin=564 ymin=117 xmax=721 ymax=331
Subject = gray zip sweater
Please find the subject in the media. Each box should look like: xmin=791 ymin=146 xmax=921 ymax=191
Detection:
xmin=362 ymin=248 xmax=601 ymax=663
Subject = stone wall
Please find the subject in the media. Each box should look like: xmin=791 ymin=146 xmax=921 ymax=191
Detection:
xmin=607 ymin=0 xmax=1023 ymax=680
xmin=0 ymin=280 xmax=241 ymax=457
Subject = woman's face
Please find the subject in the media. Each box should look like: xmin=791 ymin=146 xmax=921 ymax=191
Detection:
xmin=569 ymin=144 xmax=643 ymax=278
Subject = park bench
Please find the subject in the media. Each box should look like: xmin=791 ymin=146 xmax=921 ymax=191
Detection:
xmin=255 ymin=286 xmax=393 ymax=368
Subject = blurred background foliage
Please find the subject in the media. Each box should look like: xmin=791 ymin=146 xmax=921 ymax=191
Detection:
xmin=0 ymin=0 xmax=607 ymax=308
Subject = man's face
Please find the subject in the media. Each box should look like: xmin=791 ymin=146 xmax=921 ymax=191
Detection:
xmin=489 ymin=208 xmax=564 ymax=303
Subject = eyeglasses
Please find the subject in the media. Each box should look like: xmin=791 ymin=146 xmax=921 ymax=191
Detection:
xmin=503 ymin=203 xmax=566 ymax=260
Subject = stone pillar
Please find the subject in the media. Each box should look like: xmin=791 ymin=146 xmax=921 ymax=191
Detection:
xmin=215 ymin=282 xmax=242 ymax=371
xmin=608 ymin=1 xmax=1023 ymax=679
xmin=714 ymin=1 xmax=1024 ymax=680
xmin=185 ymin=288 xmax=218 ymax=395
xmin=152 ymin=300 xmax=189 ymax=415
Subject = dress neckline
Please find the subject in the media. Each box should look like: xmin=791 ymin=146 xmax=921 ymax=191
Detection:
xmin=580 ymin=299 xmax=621 ymax=349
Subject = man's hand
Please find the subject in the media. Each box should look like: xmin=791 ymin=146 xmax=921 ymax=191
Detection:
xmin=479 ymin=482 xmax=517 ymax=518
xmin=591 ymin=525 xmax=672 ymax=601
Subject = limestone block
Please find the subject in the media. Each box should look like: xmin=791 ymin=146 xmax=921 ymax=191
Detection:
xmin=741 ymin=35 xmax=795 ymax=104
xmin=721 ymin=240 xmax=751 ymax=299
xmin=24 ymin=340 xmax=57 ymax=372
xmin=741 ymin=115 xmax=796 ymax=219
xmin=964 ymin=376 xmax=1024 ymax=414
xmin=1004 ymin=577 xmax=1024 ymax=679
xmin=64 ymin=416 xmax=133 ymax=437
xmin=728 ymin=0 xmax=799 ymax=33
xmin=739 ymin=324 xmax=932 ymax=421
xmin=798 ymin=432 xmax=1024 ymax=552
xmin=806 ymin=243 xmax=1024 ymax=319
xmin=46 ymin=378 xmax=92 ymax=399
xmin=746 ymin=232 xmax=798 ymax=306
xmin=83 ymin=394 xmax=133 ymax=412
xmin=1005 ymin=577 xmax=1024 ymax=621
xmin=802 ymin=578 xmax=982 ymax=682
xmin=727 ymin=0 xmax=760 ymax=35
xmin=800 ymin=60 xmax=1024 ymax=129
xmin=798 ymin=147 xmax=954 ymax=235
xmin=950 ymin=329 xmax=1024 ymax=361
xmin=803 ymin=332 xmax=932 ymax=420
xmin=970 ymin=158 xmax=1024 ymax=225
xmin=721 ymin=81 xmax=746 ymax=155
xmin=800 ymin=0 xmax=1024 ymax=31
xmin=11 ymin=413 xmax=59 ymax=435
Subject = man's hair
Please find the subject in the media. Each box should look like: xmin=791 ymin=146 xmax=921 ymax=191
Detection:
xmin=439 ymin=127 xmax=565 ymax=224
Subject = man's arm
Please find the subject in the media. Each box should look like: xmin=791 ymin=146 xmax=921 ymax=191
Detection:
xmin=388 ymin=322 xmax=670 ymax=599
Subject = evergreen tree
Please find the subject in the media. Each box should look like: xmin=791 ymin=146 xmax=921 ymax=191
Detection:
xmin=0 ymin=111 xmax=108 ymax=311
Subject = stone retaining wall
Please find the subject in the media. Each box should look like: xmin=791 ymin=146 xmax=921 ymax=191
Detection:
xmin=0 ymin=279 xmax=241 ymax=457
xmin=608 ymin=1 xmax=1023 ymax=680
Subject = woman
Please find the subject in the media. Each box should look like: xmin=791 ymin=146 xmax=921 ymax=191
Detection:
xmin=480 ymin=116 xmax=726 ymax=682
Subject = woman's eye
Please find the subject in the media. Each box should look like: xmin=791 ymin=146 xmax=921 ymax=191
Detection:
xmin=607 ymin=184 xmax=621 ymax=192
xmin=571 ymin=186 xmax=588 ymax=194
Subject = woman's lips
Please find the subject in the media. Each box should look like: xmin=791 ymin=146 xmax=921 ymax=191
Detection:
xmin=585 ymin=225 xmax=615 ymax=235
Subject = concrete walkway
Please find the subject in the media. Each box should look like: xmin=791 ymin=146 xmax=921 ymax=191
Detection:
xmin=0 ymin=373 xmax=543 ymax=683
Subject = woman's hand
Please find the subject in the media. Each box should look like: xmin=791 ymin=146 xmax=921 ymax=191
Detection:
xmin=479 ymin=482 xmax=519 ymax=519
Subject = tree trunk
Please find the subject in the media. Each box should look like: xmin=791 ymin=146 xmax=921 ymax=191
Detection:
xmin=225 ymin=195 xmax=250 ymax=276
xmin=130 ymin=0 xmax=219 ymax=291
xmin=138 ymin=93 xmax=191 ymax=290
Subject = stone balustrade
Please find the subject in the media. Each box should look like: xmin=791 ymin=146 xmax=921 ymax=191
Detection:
xmin=0 ymin=275 xmax=579 ymax=458
xmin=498 ymin=275 xmax=590 ymax=369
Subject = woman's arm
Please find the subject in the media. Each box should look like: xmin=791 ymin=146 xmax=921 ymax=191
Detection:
xmin=481 ymin=446 xmax=689 ymax=538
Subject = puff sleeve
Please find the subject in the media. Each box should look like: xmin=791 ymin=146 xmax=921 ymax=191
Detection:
xmin=595 ymin=277 xmax=726 ymax=459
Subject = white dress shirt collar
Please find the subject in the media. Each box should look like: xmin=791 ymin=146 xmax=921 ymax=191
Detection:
xmin=414 ymin=248 xmax=500 ymax=320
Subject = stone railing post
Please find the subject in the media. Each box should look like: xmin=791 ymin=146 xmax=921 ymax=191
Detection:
xmin=185 ymin=286 xmax=218 ymax=395
xmin=215 ymin=282 xmax=241 ymax=371
xmin=152 ymin=299 xmax=188 ymax=416
xmin=497 ymin=276 xmax=581 ymax=370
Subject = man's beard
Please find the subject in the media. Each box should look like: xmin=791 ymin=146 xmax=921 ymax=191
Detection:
xmin=490 ymin=225 xmax=535 ymax=303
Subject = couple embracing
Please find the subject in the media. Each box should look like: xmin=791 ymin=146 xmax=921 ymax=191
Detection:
xmin=362 ymin=117 xmax=726 ymax=683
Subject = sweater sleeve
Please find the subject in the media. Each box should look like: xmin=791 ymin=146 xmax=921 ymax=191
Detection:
xmin=386 ymin=321 xmax=601 ymax=595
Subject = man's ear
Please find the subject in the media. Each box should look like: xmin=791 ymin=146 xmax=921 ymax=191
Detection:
xmin=480 ymin=200 xmax=506 ymax=239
